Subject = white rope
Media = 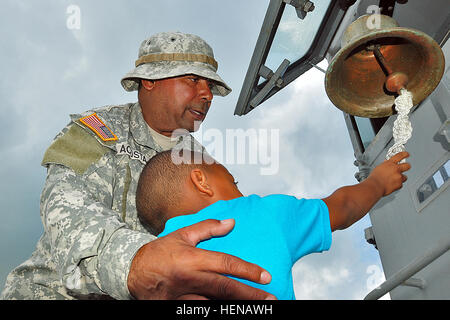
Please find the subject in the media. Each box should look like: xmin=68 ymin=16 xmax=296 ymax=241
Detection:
xmin=386 ymin=88 xmax=414 ymax=161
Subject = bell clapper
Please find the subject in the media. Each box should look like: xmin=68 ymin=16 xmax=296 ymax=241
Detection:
xmin=367 ymin=44 xmax=414 ymax=160
xmin=364 ymin=45 xmax=413 ymax=160
xmin=369 ymin=44 xmax=409 ymax=94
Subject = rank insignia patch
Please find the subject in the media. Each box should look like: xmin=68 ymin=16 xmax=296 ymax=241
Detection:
xmin=79 ymin=113 xmax=118 ymax=141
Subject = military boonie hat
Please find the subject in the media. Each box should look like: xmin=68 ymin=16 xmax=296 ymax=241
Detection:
xmin=121 ymin=32 xmax=231 ymax=96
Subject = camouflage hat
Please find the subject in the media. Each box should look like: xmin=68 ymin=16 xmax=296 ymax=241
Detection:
xmin=121 ymin=32 xmax=231 ymax=96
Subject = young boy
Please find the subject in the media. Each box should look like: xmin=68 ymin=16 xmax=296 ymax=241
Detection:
xmin=136 ymin=150 xmax=411 ymax=299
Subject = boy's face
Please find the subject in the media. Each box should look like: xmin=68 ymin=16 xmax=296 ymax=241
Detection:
xmin=208 ymin=164 xmax=243 ymax=200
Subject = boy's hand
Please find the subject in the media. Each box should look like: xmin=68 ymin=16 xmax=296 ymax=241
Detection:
xmin=368 ymin=151 xmax=411 ymax=197
xmin=324 ymin=151 xmax=411 ymax=231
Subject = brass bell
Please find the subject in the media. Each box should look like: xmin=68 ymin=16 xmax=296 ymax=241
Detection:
xmin=325 ymin=14 xmax=445 ymax=118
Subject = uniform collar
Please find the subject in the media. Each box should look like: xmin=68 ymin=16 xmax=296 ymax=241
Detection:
xmin=129 ymin=102 xmax=162 ymax=151
xmin=129 ymin=101 xmax=205 ymax=153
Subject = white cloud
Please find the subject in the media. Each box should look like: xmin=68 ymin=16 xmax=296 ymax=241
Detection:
xmin=293 ymin=262 xmax=351 ymax=299
xmin=243 ymin=60 xmax=356 ymax=196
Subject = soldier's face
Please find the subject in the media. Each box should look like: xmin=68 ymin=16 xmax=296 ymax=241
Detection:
xmin=142 ymin=75 xmax=214 ymax=136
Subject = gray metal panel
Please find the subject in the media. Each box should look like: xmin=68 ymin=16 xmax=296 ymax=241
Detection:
xmin=367 ymin=39 xmax=450 ymax=299
xmin=390 ymin=0 xmax=450 ymax=44
xmin=354 ymin=0 xmax=450 ymax=45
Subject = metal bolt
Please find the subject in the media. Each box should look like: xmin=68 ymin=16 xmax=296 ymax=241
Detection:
xmin=304 ymin=1 xmax=315 ymax=12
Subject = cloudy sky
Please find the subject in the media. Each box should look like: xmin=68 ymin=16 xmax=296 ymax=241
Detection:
xmin=0 ymin=0 xmax=388 ymax=299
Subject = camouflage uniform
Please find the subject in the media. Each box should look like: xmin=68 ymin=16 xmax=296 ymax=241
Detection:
xmin=1 ymin=32 xmax=230 ymax=300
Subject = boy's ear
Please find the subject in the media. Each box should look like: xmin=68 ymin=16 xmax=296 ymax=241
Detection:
xmin=190 ymin=168 xmax=214 ymax=197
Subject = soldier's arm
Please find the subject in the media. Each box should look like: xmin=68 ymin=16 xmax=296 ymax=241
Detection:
xmin=322 ymin=152 xmax=411 ymax=231
xmin=40 ymin=123 xmax=154 ymax=299
xmin=41 ymin=164 xmax=154 ymax=299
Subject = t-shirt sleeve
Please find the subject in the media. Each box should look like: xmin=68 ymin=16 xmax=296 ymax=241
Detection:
xmin=267 ymin=195 xmax=332 ymax=263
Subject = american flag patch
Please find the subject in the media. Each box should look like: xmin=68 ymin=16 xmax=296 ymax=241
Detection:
xmin=79 ymin=113 xmax=117 ymax=141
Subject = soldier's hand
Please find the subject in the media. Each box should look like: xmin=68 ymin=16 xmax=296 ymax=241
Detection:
xmin=127 ymin=218 xmax=275 ymax=300
xmin=368 ymin=151 xmax=411 ymax=196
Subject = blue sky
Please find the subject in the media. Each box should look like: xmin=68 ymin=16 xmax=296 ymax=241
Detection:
xmin=0 ymin=0 xmax=387 ymax=299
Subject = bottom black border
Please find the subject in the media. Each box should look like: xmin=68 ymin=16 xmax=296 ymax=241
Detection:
xmin=1 ymin=300 xmax=448 ymax=318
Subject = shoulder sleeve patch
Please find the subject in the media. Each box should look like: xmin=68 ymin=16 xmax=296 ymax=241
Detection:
xmin=42 ymin=123 xmax=110 ymax=175
xmin=79 ymin=113 xmax=118 ymax=142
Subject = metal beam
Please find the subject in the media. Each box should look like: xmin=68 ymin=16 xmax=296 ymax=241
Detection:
xmin=234 ymin=0 xmax=285 ymax=116
xmin=364 ymin=235 xmax=450 ymax=300
xmin=249 ymin=59 xmax=290 ymax=108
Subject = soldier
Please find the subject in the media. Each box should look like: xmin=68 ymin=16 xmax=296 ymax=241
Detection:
xmin=1 ymin=32 xmax=274 ymax=300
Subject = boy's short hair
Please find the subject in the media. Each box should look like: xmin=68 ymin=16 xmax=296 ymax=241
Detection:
xmin=136 ymin=149 xmax=215 ymax=234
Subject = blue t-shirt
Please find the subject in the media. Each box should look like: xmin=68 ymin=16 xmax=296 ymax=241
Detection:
xmin=158 ymin=194 xmax=332 ymax=300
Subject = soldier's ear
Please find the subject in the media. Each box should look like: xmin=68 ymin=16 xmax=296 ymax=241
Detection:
xmin=141 ymin=79 xmax=156 ymax=91
xmin=190 ymin=168 xmax=214 ymax=197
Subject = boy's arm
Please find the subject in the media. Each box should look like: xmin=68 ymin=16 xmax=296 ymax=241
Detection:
xmin=322 ymin=152 xmax=411 ymax=232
